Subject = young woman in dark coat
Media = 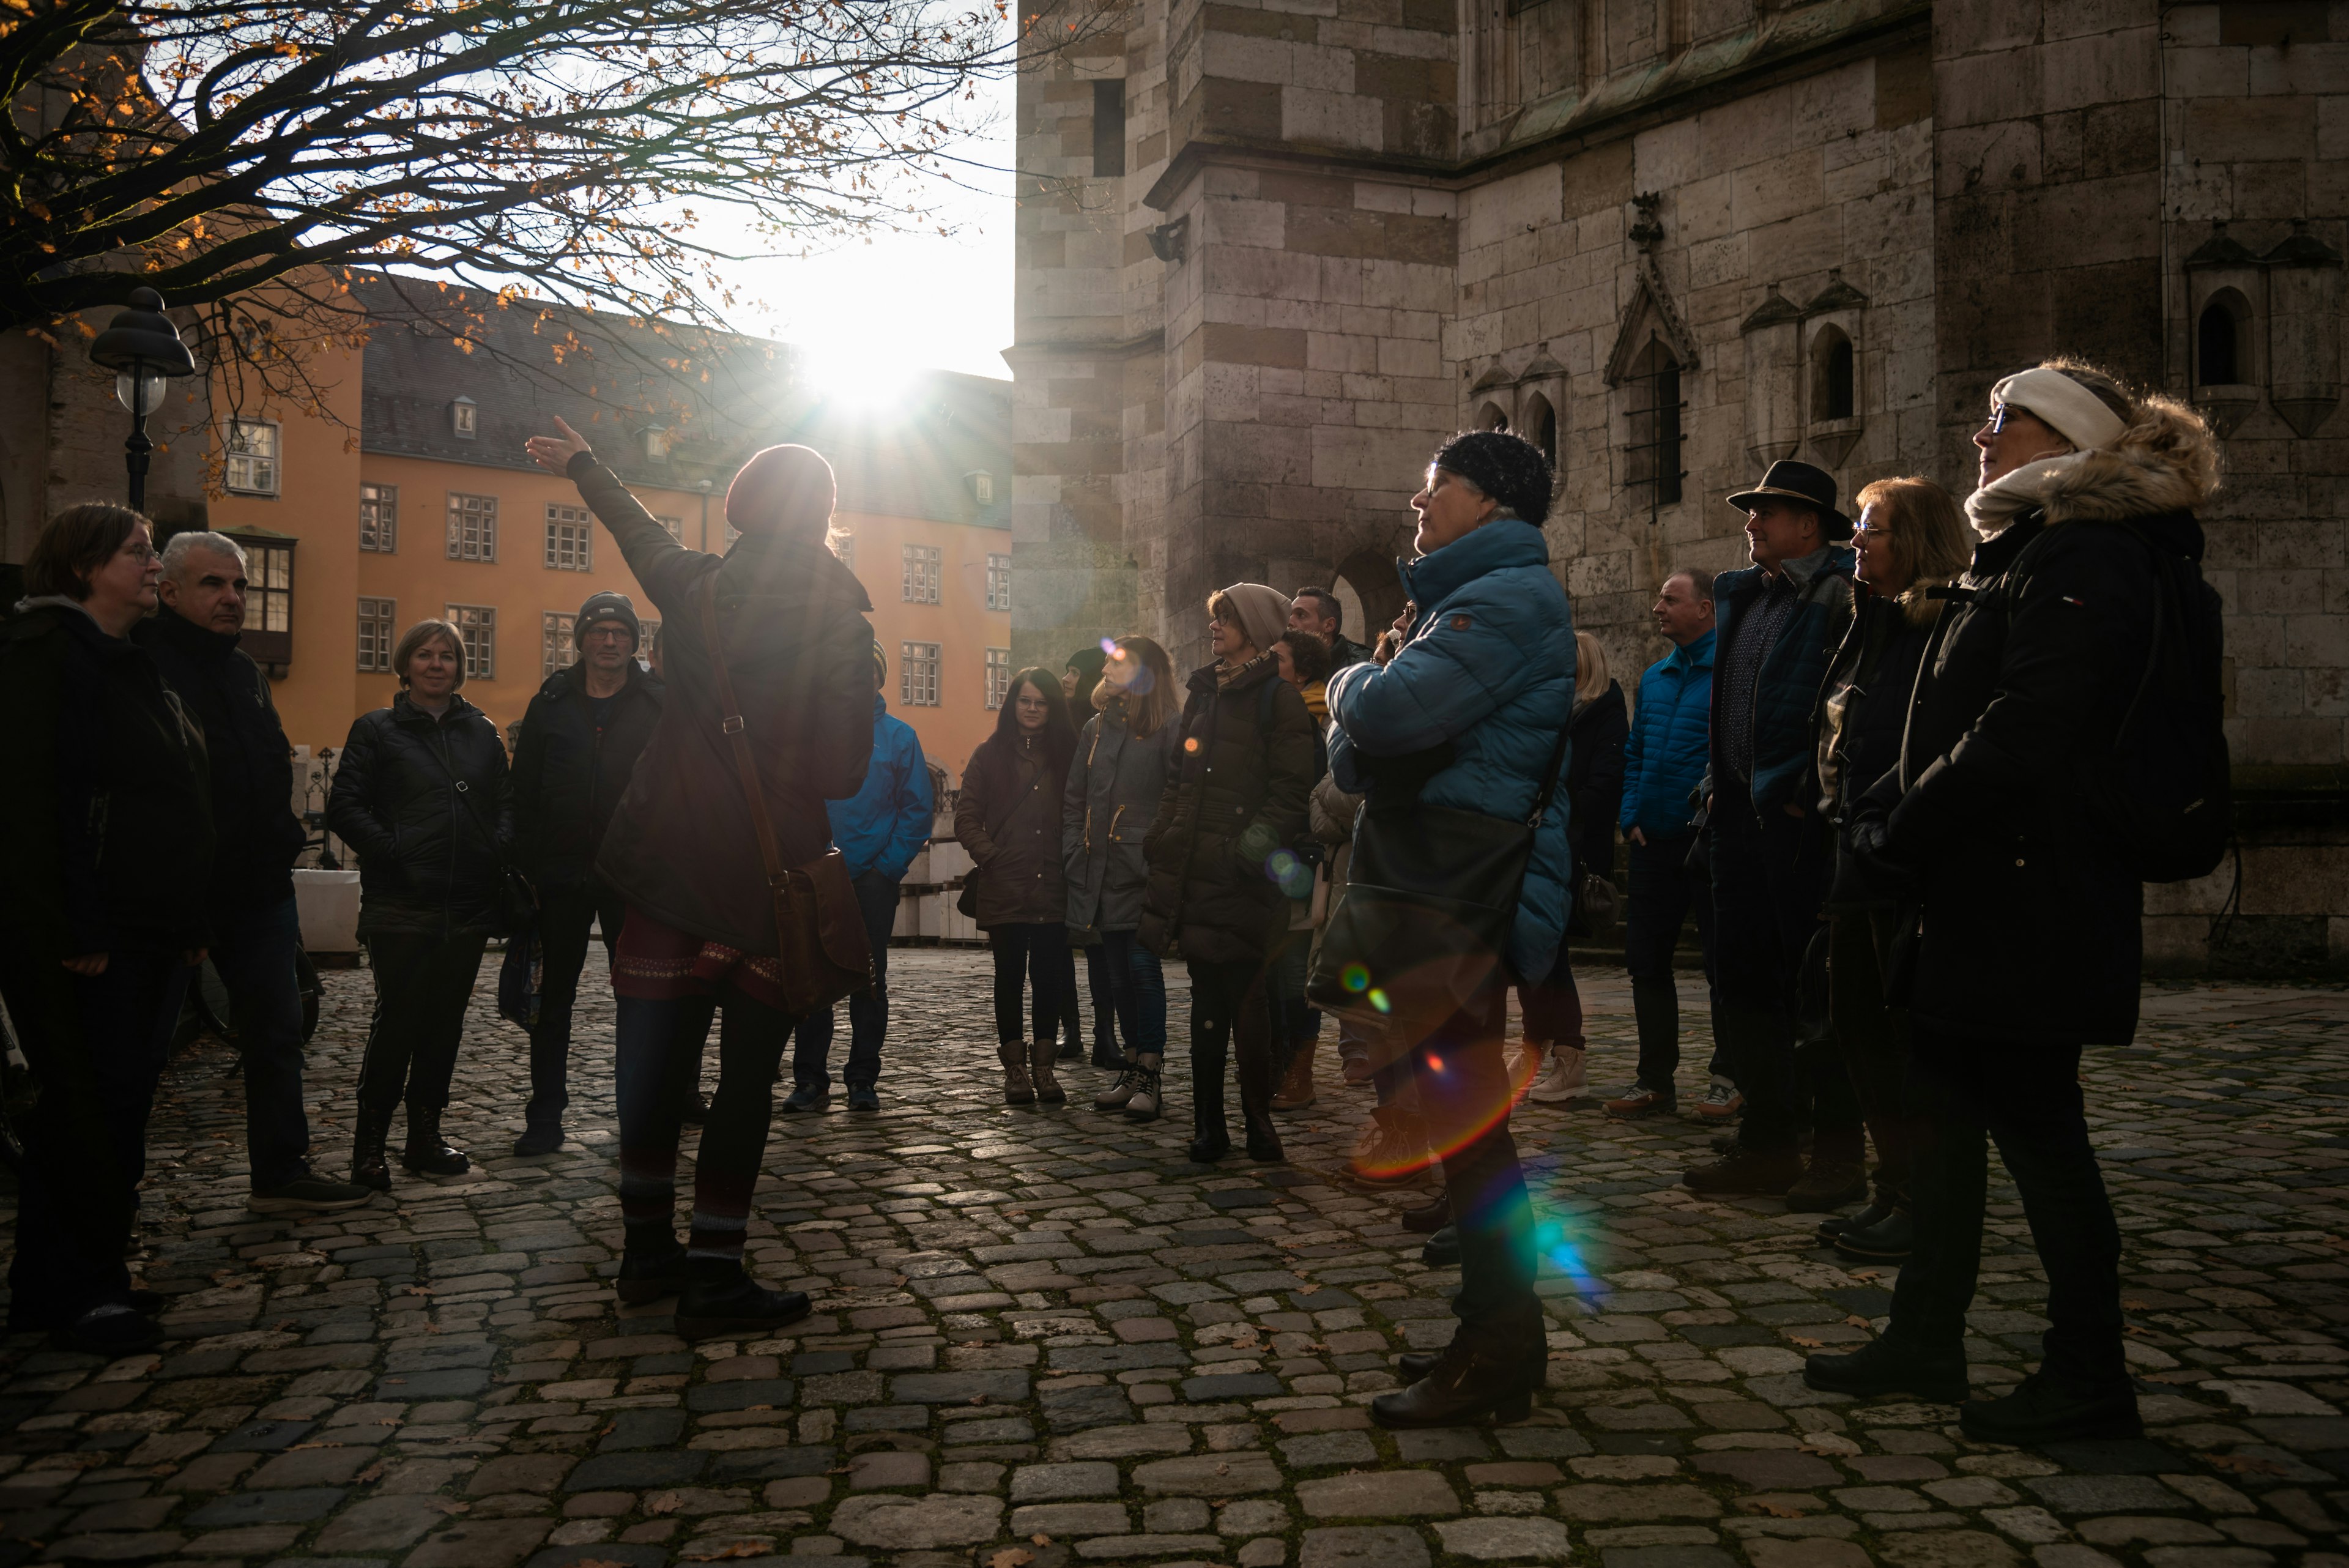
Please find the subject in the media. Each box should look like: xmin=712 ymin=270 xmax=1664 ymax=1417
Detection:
xmin=1138 ymin=584 xmax=1317 ymax=1165
xmin=528 ymin=417 xmax=876 ymax=1340
xmin=0 ymin=504 xmax=213 ymax=1355
xmin=957 ymin=669 xmax=1077 ymax=1105
xmin=1806 ymin=476 xmax=1970 ymax=1262
xmin=327 ymin=619 xmax=515 ymax=1188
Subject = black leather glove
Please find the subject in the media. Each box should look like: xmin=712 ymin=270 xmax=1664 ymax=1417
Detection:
xmin=1846 ymin=808 xmax=1910 ymax=881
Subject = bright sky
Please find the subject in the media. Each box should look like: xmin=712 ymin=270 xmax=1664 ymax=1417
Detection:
xmin=723 ymin=69 xmax=1018 ymax=390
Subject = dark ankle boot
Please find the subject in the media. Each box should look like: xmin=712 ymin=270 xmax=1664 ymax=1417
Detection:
xmin=1373 ymin=1299 xmax=1546 ymax=1427
xmin=400 ymin=1106 xmax=469 ymax=1176
xmin=1188 ymin=1049 xmax=1230 ymax=1162
xmin=351 ymin=1106 xmax=392 ymax=1192
xmin=1960 ymin=1371 xmax=2141 ymax=1445
xmin=1803 ymin=1332 xmax=1969 ymax=1403
xmin=674 ymin=1257 xmax=812 ymax=1342
xmin=1236 ymin=1041 xmax=1284 ymax=1163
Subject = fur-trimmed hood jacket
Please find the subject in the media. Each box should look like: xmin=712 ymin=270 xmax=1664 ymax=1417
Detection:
xmin=1863 ymin=392 xmax=2221 ymax=1047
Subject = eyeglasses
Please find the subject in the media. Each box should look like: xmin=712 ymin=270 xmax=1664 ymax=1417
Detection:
xmin=121 ymin=543 xmax=157 ymax=563
xmin=1853 ymin=522 xmax=1893 ymax=540
xmin=1986 ymin=403 xmax=2022 ymax=434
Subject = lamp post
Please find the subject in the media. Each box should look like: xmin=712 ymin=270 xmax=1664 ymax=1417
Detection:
xmin=89 ymin=287 xmax=197 ymax=513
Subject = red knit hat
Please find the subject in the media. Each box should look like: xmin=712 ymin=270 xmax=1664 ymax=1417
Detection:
xmin=724 ymin=444 xmax=837 ymax=539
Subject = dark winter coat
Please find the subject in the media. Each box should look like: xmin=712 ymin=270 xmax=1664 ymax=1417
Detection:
xmin=137 ymin=608 xmax=303 ymax=917
xmin=956 ymin=732 xmax=1071 ymax=928
xmin=1566 ymin=680 xmax=1628 ymax=881
xmin=1064 ymin=697 xmax=1181 ymax=934
xmin=566 ymin=454 xmax=875 ymax=954
xmin=1140 ymin=656 xmax=1317 ymax=966
xmin=1619 ymin=630 xmax=1713 ymax=841
xmin=326 ymin=692 xmax=514 ymax=941
xmin=509 ymin=659 xmax=665 ymax=891
xmin=1861 ymin=401 xmax=2221 ymax=1049
xmin=1709 ymin=545 xmax=1857 ymax=814
xmin=1816 ymin=585 xmax=1942 ymax=910
xmin=0 ymin=600 xmax=213 ymax=954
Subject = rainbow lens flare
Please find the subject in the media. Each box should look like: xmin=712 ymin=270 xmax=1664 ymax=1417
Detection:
xmin=1342 ymin=964 xmax=1370 ymax=993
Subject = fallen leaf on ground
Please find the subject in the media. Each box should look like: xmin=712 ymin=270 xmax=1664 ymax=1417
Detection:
xmin=989 ymin=1551 xmax=1034 ymax=1568
xmin=1789 ymin=1336 xmax=1824 ymax=1348
xmin=1843 ymin=1315 xmax=1871 ymax=1328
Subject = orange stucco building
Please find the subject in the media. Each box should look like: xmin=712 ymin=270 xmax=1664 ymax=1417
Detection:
xmin=187 ymin=297 xmax=1013 ymax=781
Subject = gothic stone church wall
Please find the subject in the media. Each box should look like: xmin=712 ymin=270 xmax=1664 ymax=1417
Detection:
xmin=1010 ymin=0 xmax=2349 ymax=973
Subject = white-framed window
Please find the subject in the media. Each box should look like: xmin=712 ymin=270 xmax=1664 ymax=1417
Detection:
xmin=832 ymin=530 xmax=855 ymax=570
xmin=451 ymin=396 xmax=478 ymax=439
xmin=546 ymin=503 xmax=593 ymax=571
xmin=973 ymin=470 xmax=995 ymax=505
xmin=986 ymin=553 xmax=1012 ymax=612
xmin=223 ymin=419 xmax=280 ymax=496
xmin=447 ymin=492 xmax=497 ymax=561
xmin=985 ymin=647 xmax=1011 ymax=709
xmin=248 ymin=540 xmax=293 ymax=635
xmin=900 ymin=641 xmax=940 ymax=707
xmin=447 ymin=603 xmax=496 ymax=680
xmin=360 ymin=483 xmax=397 ymax=552
xmin=901 ymin=543 xmax=941 ymax=604
xmin=544 ymin=612 xmax=577 ymax=675
xmin=655 ymin=515 xmax=683 ymax=540
xmin=357 ymin=597 xmax=395 ymax=672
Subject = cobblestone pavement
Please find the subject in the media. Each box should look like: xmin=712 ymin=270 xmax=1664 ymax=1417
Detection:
xmin=2 ymin=951 xmax=2345 ymax=1568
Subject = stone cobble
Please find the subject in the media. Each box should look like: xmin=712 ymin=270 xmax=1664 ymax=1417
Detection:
xmin=1 ymin=953 xmax=2344 ymax=1568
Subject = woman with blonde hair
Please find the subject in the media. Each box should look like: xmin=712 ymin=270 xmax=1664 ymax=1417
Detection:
xmin=1066 ymin=636 xmax=1182 ymax=1118
xmin=327 ymin=618 xmax=516 ymax=1190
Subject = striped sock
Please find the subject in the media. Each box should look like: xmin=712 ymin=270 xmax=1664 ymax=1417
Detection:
xmin=618 ymin=1144 xmax=678 ymax=1255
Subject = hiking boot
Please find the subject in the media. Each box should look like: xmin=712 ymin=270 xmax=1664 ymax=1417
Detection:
xmin=1817 ymin=1195 xmax=1896 ymax=1243
xmin=248 ymin=1176 xmax=377 ymax=1214
xmin=1784 ymin=1157 xmax=1869 ymax=1213
xmin=845 ymin=1085 xmax=880 ymax=1113
xmin=400 ymin=1107 xmax=469 ymax=1176
xmin=1372 ymin=1299 xmax=1545 ymax=1428
xmin=998 ymin=1042 xmax=1035 ymax=1105
xmin=1527 ymin=1045 xmax=1589 ymax=1105
xmin=1682 ymin=1144 xmax=1804 ymax=1196
xmin=781 ymin=1083 xmax=830 ymax=1113
xmin=1398 ymin=1312 xmax=1548 ymax=1386
xmin=1348 ymin=1104 xmax=1431 ymax=1186
xmin=1691 ymin=1077 xmax=1743 ymax=1121
xmin=350 ymin=1105 xmax=392 ymax=1192
xmin=1603 ymin=1083 xmax=1675 ymax=1120
xmin=1400 ymin=1188 xmax=1450 ymax=1234
xmin=1123 ymin=1054 xmax=1163 ymax=1122
xmin=1029 ymin=1039 xmax=1067 ymax=1105
xmin=614 ymin=1246 xmax=693 ymax=1304
xmin=1271 ymin=1043 xmax=1317 ymax=1113
xmin=1960 ymin=1373 xmax=2142 ymax=1446
xmin=1805 ymin=1334 xmax=1970 ymax=1403
xmin=1094 ymin=1057 xmax=1144 ymax=1112
xmin=674 ymin=1265 xmax=813 ymax=1341
xmin=1835 ymin=1205 xmax=1915 ymax=1261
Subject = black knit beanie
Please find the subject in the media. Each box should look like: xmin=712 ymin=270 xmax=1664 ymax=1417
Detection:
xmin=1431 ymin=430 xmax=1554 ymax=527
xmin=575 ymin=590 xmax=642 ymax=653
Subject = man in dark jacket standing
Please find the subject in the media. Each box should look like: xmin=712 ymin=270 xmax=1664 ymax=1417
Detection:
xmin=144 ymin=533 xmax=375 ymax=1213
xmin=1687 ymin=461 xmax=1855 ymax=1198
xmin=1807 ymin=362 xmax=2218 ymax=1446
xmin=1286 ymin=586 xmax=1373 ymax=669
xmin=508 ymin=591 xmax=666 ymax=1154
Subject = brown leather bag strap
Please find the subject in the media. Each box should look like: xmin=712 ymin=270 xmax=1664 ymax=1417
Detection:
xmin=698 ymin=573 xmax=791 ymax=905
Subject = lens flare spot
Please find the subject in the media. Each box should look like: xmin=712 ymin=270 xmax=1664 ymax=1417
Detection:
xmin=1100 ymin=637 xmax=1118 ymax=654
xmin=1424 ymin=1053 xmax=1444 ymax=1073
xmin=1342 ymin=964 xmax=1370 ymax=993
xmin=1368 ymin=988 xmax=1392 ymax=1014
xmin=1184 ymin=737 xmax=1200 ymax=752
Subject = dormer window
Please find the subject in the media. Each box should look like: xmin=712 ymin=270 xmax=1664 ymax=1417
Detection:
xmin=451 ymin=396 xmax=478 ymax=439
xmin=968 ymin=470 xmax=995 ymax=505
xmin=644 ymin=426 xmax=671 ymax=462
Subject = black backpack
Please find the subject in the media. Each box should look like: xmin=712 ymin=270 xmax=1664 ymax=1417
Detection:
xmin=2078 ymin=522 xmax=2231 ymax=883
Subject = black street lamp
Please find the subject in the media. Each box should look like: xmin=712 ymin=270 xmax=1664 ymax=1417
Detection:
xmin=89 ymin=287 xmax=198 ymax=513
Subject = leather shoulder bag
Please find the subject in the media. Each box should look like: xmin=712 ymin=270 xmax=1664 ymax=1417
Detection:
xmin=1305 ymin=720 xmax=1573 ymax=1040
xmin=699 ymin=574 xmax=875 ymax=1015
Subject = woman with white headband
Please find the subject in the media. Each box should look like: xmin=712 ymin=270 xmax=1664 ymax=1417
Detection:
xmin=1799 ymin=359 xmax=2221 ymax=1449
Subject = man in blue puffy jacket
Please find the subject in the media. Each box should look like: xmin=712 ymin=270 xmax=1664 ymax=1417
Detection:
xmin=784 ymin=646 xmax=934 ymax=1112
xmin=1603 ymin=568 xmax=1720 ymax=1121
xmin=1326 ymin=429 xmax=1573 ymax=1429
xmin=1688 ymin=461 xmax=1855 ymax=1197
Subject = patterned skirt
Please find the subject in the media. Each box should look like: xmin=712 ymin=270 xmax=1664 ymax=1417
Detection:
xmin=610 ymin=905 xmax=790 ymax=1014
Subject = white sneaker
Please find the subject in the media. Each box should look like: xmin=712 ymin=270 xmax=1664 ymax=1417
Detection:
xmin=1527 ymin=1046 xmax=1589 ymax=1105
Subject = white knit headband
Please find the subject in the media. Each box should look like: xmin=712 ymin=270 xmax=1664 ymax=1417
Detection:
xmin=1991 ymin=368 xmax=2128 ymax=452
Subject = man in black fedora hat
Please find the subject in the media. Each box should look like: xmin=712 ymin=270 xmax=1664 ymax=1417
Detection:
xmin=1683 ymin=459 xmax=1857 ymax=1200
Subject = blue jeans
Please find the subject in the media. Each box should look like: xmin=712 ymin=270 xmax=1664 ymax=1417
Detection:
xmin=792 ymin=872 xmax=899 ymax=1091
xmin=209 ymin=894 xmax=314 ymax=1189
xmin=1099 ymin=929 xmax=1166 ymax=1055
xmin=0 ymin=942 xmax=190 ymax=1326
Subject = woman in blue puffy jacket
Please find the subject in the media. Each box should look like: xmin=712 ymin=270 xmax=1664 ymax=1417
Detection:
xmin=1324 ymin=429 xmax=1573 ymax=1429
